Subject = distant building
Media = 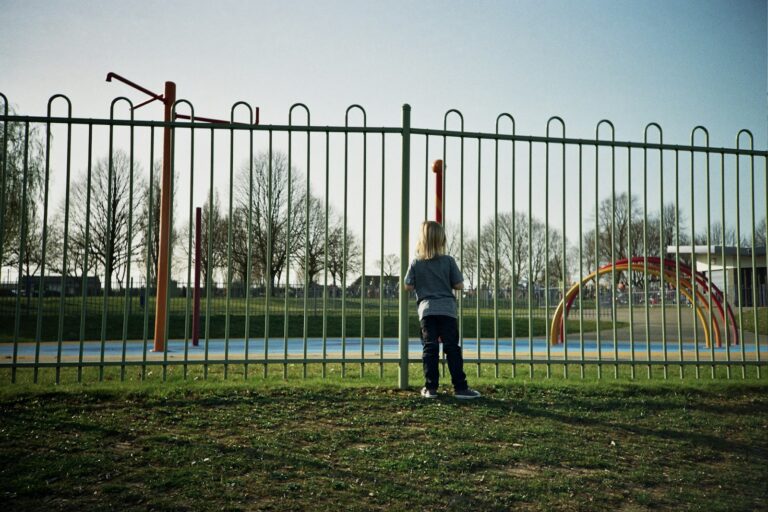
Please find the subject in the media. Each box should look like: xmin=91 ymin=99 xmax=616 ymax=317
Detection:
xmin=347 ymin=275 xmax=400 ymax=298
xmin=17 ymin=275 xmax=102 ymax=296
xmin=667 ymin=245 xmax=767 ymax=307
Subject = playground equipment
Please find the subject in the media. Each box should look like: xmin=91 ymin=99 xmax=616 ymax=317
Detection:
xmin=432 ymin=159 xmax=443 ymax=224
xmin=549 ymin=257 xmax=739 ymax=348
xmin=106 ymin=72 xmax=258 ymax=351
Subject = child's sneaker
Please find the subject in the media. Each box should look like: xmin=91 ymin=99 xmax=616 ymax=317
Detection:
xmin=454 ymin=388 xmax=481 ymax=399
xmin=421 ymin=387 xmax=438 ymax=399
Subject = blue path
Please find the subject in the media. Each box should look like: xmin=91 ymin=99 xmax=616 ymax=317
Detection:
xmin=1 ymin=338 xmax=761 ymax=358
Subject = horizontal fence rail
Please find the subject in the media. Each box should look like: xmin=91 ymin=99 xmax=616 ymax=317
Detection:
xmin=1 ymin=94 xmax=767 ymax=386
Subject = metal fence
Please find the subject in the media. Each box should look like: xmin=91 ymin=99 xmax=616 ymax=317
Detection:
xmin=1 ymin=92 xmax=767 ymax=385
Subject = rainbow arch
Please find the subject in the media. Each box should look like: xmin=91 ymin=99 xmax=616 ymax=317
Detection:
xmin=549 ymin=257 xmax=739 ymax=348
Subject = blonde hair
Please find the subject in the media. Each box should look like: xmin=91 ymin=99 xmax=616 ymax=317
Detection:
xmin=416 ymin=221 xmax=446 ymax=260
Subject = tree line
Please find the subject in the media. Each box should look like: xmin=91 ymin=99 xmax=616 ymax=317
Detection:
xmin=1 ymin=119 xmax=765 ymax=296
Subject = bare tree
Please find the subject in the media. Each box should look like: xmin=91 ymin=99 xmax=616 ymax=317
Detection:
xmin=753 ymin=218 xmax=766 ymax=247
xmin=68 ymin=150 xmax=146 ymax=291
xmin=289 ymin=193 xmax=326 ymax=285
xmin=694 ymin=220 xmax=739 ymax=247
xmin=444 ymin=223 xmax=477 ymax=289
xmin=1 ymin=115 xmax=45 ymax=273
xmin=590 ymin=194 xmax=688 ymax=286
xmin=325 ymin=211 xmax=362 ymax=288
xmin=234 ymin=152 xmax=304 ymax=294
xmin=375 ymin=254 xmax=400 ymax=277
xmin=139 ymin=162 xmax=178 ymax=287
xmin=179 ymin=190 xmax=228 ymax=288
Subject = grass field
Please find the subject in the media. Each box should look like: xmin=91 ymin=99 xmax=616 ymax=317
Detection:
xmin=741 ymin=307 xmax=768 ymax=335
xmin=1 ymin=367 xmax=766 ymax=511
xmin=0 ymin=312 xmax=611 ymax=343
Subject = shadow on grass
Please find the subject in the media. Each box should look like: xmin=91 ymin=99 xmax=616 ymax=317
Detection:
xmin=436 ymin=393 xmax=766 ymax=460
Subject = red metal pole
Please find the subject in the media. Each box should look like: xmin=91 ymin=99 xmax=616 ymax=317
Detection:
xmin=432 ymin=159 xmax=443 ymax=224
xmin=153 ymin=81 xmax=176 ymax=352
xmin=192 ymin=207 xmax=202 ymax=347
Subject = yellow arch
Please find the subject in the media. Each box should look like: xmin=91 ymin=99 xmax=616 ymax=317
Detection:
xmin=550 ymin=262 xmax=719 ymax=348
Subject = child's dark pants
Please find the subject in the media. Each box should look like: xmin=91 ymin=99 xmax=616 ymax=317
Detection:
xmin=420 ymin=315 xmax=468 ymax=391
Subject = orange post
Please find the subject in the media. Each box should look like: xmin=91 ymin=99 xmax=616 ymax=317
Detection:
xmin=153 ymin=81 xmax=176 ymax=352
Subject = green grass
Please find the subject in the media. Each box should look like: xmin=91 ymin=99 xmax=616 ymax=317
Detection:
xmin=740 ymin=307 xmax=768 ymax=335
xmin=0 ymin=370 xmax=766 ymax=511
xmin=0 ymin=312 xmax=615 ymax=342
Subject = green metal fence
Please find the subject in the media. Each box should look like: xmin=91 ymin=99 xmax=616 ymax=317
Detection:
xmin=1 ymin=93 xmax=767 ymax=385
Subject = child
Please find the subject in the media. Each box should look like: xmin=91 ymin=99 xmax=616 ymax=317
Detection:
xmin=404 ymin=221 xmax=481 ymax=399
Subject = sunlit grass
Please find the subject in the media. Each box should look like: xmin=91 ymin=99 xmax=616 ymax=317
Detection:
xmin=1 ymin=374 xmax=766 ymax=511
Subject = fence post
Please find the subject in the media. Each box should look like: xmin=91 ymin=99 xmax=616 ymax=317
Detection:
xmin=398 ymin=104 xmax=411 ymax=389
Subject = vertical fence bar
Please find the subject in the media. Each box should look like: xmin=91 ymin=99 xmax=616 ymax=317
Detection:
xmin=379 ymin=133 xmax=386 ymax=378
xmin=342 ymin=119 xmax=349 ymax=378
xmin=495 ymin=115 xmax=515 ymax=378
xmin=290 ymin=104 xmax=311 ymax=378
xmin=476 ymin=137 xmax=481 ymax=376
xmin=446 ymin=110 xmax=464 ymax=348
xmin=346 ymin=105 xmax=367 ymax=377
xmin=656 ymin=134 xmax=677 ymax=379
xmin=204 ymin=127 xmax=214 ymax=379
xmin=643 ymin=123 xmax=668 ymax=379
xmin=610 ymin=134 xmax=617 ymax=379
xmin=264 ymin=130 xmax=274 ymax=378
xmin=323 ymin=131 xmax=329 ymax=378
xmin=699 ymin=129 xmax=716 ymax=379
xmin=628 ymin=147 xmax=635 ymax=379
xmin=561 ymin=127 xmax=568 ymax=379
xmin=544 ymin=127 xmax=550 ymax=378
xmin=100 ymin=100 xmax=120 ymax=381
xmin=245 ymin=111 xmax=254 ymax=380
xmin=578 ymin=143 xmax=585 ymax=378
xmin=545 ymin=118 xmax=566 ymax=378
xmin=509 ymin=118 xmax=517 ymax=378
xmin=193 ymin=207 xmax=201 ymax=350
xmin=360 ymin=119 xmax=367 ymax=377
xmin=53 ymin=97 xmax=72 ymax=385
xmin=11 ymin=122 xmax=30 ymax=384
xmin=493 ymin=133 xmax=499 ymax=379
xmin=762 ymin=153 xmax=767 ymax=378
xmin=283 ymin=121 xmax=291 ymax=378
xmin=283 ymin=111 xmax=296 ymax=380
xmin=721 ymin=152 xmax=731 ymax=379
xmin=690 ymin=130 xmax=702 ymax=379
xmin=528 ymin=141 xmax=533 ymax=379
xmin=162 ymin=112 xmax=176 ymax=382
xmin=224 ymin=114 xmax=235 ymax=379
xmin=674 ymin=149 xmax=683 ymax=378
xmin=594 ymin=131 xmax=601 ymax=378
xmin=121 ymin=106 xmax=135 ymax=382
xmin=141 ymin=127 xmax=154 ymax=380
xmin=736 ymin=131 xmax=752 ymax=378
xmin=285 ymin=108 xmax=294 ymax=380
xmin=178 ymin=102 xmax=196 ymax=380
xmin=748 ymin=133 xmax=758 ymax=379
xmin=424 ymin=135 xmax=429 ymax=221
xmin=399 ymin=104 xmax=411 ymax=389
xmin=80 ymin=124 xmax=95 ymax=383
xmin=34 ymin=98 xmax=57 ymax=383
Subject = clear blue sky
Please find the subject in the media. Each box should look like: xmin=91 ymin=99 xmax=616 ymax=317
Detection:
xmin=3 ymin=0 xmax=765 ymax=145
xmin=2 ymin=0 xmax=767 ymax=281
